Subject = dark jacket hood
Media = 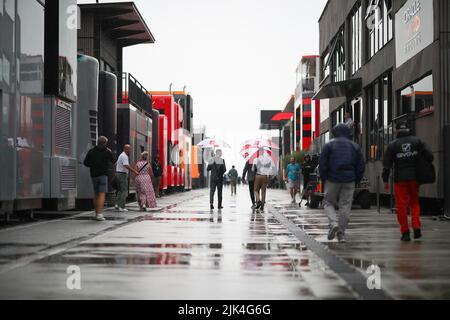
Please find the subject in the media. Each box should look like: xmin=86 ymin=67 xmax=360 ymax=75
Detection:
xmin=332 ymin=124 xmax=352 ymax=140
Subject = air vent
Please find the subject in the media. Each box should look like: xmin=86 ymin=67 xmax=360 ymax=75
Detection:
xmin=89 ymin=110 xmax=98 ymax=146
xmin=55 ymin=105 xmax=71 ymax=151
xmin=61 ymin=166 xmax=76 ymax=190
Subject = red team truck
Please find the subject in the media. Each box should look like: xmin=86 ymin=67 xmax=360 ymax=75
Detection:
xmin=151 ymin=94 xmax=186 ymax=193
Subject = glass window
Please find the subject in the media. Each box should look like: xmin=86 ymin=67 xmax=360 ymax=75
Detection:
xmin=368 ymin=73 xmax=392 ymax=161
xmin=351 ymin=3 xmax=362 ymax=74
xmin=327 ymin=28 xmax=346 ymax=83
xmin=17 ymin=0 xmax=45 ymax=150
xmin=58 ymin=0 xmax=78 ymax=102
xmin=399 ymin=74 xmax=434 ymax=116
xmin=366 ymin=0 xmax=393 ymax=59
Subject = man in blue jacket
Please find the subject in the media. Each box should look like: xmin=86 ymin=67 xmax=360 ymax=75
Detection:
xmin=319 ymin=124 xmax=366 ymax=243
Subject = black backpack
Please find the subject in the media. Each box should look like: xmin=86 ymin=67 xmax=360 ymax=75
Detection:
xmin=416 ymin=149 xmax=436 ymax=185
xmin=153 ymin=161 xmax=163 ymax=177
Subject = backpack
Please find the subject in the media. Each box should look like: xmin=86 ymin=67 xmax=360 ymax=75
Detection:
xmin=416 ymin=148 xmax=436 ymax=185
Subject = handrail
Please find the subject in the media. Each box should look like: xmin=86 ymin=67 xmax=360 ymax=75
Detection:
xmin=118 ymin=72 xmax=152 ymax=115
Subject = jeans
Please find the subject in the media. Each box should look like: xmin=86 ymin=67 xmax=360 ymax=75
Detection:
xmin=231 ymin=181 xmax=237 ymax=195
xmin=210 ymin=180 xmax=223 ymax=206
xmin=116 ymin=173 xmax=128 ymax=209
xmin=323 ymin=181 xmax=355 ymax=236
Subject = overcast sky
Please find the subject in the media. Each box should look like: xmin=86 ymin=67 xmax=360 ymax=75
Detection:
xmin=78 ymin=0 xmax=328 ymax=172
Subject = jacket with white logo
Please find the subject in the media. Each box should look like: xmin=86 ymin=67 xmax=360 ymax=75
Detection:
xmin=382 ymin=132 xmax=433 ymax=183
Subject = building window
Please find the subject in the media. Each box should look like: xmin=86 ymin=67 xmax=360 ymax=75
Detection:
xmin=351 ymin=3 xmax=362 ymax=74
xmin=367 ymin=73 xmax=392 ymax=161
xmin=331 ymin=105 xmax=346 ymax=128
xmin=366 ymin=0 xmax=393 ymax=59
xmin=323 ymin=27 xmax=346 ymax=83
xmin=399 ymin=74 xmax=434 ymax=117
xmin=332 ymin=28 xmax=345 ymax=82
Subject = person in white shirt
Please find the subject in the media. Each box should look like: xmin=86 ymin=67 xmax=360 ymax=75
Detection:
xmin=115 ymin=144 xmax=139 ymax=212
xmin=253 ymin=148 xmax=276 ymax=212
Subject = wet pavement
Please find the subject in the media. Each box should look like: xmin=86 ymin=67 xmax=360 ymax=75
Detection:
xmin=0 ymin=186 xmax=449 ymax=299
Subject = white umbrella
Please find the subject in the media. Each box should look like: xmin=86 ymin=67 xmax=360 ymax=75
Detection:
xmin=197 ymin=138 xmax=231 ymax=149
xmin=242 ymin=138 xmax=280 ymax=150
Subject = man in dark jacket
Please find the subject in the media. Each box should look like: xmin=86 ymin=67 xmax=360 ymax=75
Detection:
xmin=382 ymin=121 xmax=434 ymax=242
xmin=207 ymin=149 xmax=227 ymax=210
xmin=83 ymin=136 xmax=117 ymax=221
xmin=319 ymin=124 xmax=366 ymax=243
xmin=152 ymin=156 xmax=163 ymax=198
xmin=301 ymin=154 xmax=315 ymax=205
xmin=243 ymin=160 xmax=256 ymax=208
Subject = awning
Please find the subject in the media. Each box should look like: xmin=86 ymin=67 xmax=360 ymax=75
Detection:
xmin=260 ymin=110 xmax=283 ymax=130
xmin=79 ymin=2 xmax=155 ymax=48
xmin=271 ymin=112 xmax=293 ymax=121
xmin=312 ymin=78 xmax=362 ymax=100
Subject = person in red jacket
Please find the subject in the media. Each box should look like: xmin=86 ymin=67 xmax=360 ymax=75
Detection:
xmin=383 ymin=121 xmax=434 ymax=242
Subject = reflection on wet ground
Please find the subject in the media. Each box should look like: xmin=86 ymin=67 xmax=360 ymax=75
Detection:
xmin=0 ymin=189 xmax=356 ymax=300
xmin=279 ymin=203 xmax=450 ymax=299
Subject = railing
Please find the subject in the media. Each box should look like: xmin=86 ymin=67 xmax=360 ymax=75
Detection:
xmin=119 ymin=72 xmax=152 ymax=114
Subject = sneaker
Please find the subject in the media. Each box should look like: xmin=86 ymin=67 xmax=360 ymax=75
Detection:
xmin=328 ymin=225 xmax=339 ymax=241
xmin=401 ymin=232 xmax=411 ymax=242
xmin=337 ymin=233 xmax=347 ymax=243
xmin=414 ymin=229 xmax=422 ymax=239
xmin=95 ymin=214 xmax=106 ymax=221
xmin=119 ymin=208 xmax=129 ymax=212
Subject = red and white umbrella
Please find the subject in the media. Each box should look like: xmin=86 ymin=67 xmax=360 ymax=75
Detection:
xmin=242 ymin=138 xmax=280 ymax=150
xmin=240 ymin=146 xmax=274 ymax=164
xmin=240 ymin=137 xmax=279 ymax=164
xmin=197 ymin=138 xmax=231 ymax=149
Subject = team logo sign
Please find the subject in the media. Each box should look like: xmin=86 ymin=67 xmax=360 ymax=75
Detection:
xmin=402 ymin=144 xmax=411 ymax=153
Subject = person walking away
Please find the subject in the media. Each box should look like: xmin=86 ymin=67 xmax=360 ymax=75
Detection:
xmin=83 ymin=136 xmax=117 ymax=221
xmin=319 ymin=124 xmax=365 ymax=243
xmin=135 ymin=151 xmax=157 ymax=211
xmin=253 ymin=148 xmax=276 ymax=212
xmin=207 ymin=149 xmax=227 ymax=210
xmin=152 ymin=155 xmax=163 ymax=198
xmin=382 ymin=121 xmax=434 ymax=242
xmin=228 ymin=166 xmax=239 ymax=196
xmin=243 ymin=160 xmax=256 ymax=209
xmin=301 ymin=154 xmax=315 ymax=206
xmin=115 ymin=144 xmax=139 ymax=212
xmin=285 ymin=156 xmax=300 ymax=204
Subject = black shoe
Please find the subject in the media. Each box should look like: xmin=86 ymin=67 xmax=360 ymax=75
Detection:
xmin=414 ymin=229 xmax=422 ymax=239
xmin=401 ymin=232 xmax=411 ymax=242
xmin=260 ymin=204 xmax=265 ymax=212
xmin=255 ymin=202 xmax=262 ymax=210
xmin=328 ymin=225 xmax=339 ymax=241
xmin=218 ymin=204 xmax=223 ymax=210
xmin=210 ymin=204 xmax=214 ymax=210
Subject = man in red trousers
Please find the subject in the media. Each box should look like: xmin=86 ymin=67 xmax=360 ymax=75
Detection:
xmin=382 ymin=121 xmax=434 ymax=242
